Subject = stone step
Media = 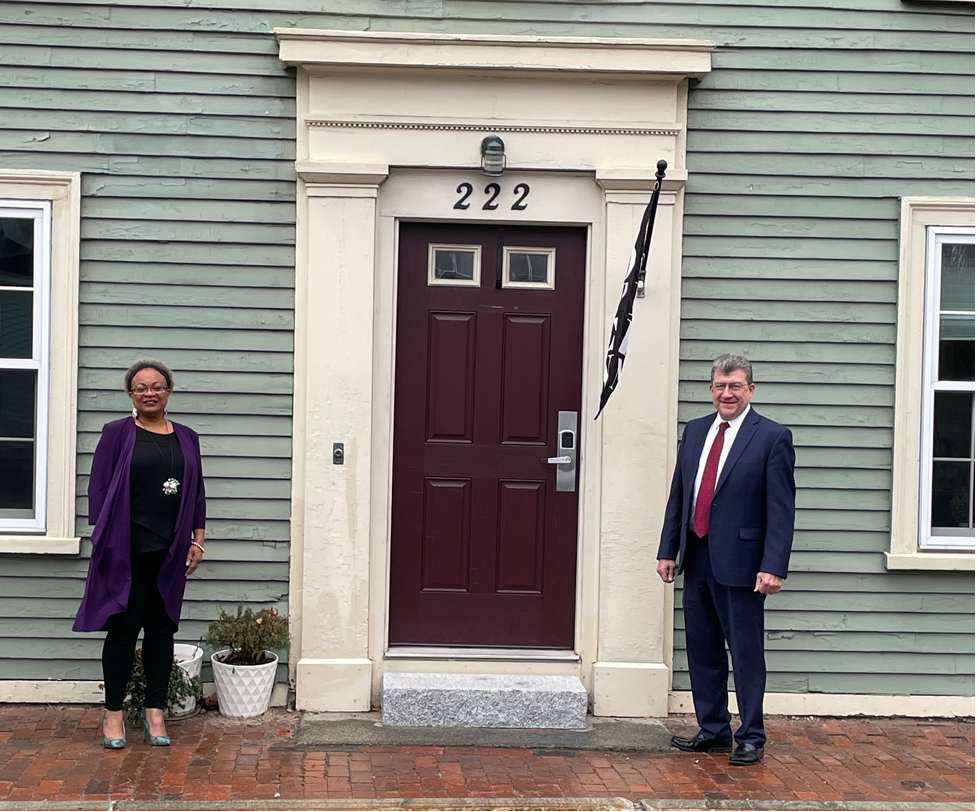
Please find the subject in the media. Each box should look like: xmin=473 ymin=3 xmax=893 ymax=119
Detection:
xmin=381 ymin=672 xmax=588 ymax=729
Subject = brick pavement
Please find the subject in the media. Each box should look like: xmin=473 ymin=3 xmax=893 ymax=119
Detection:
xmin=0 ymin=705 xmax=972 ymax=807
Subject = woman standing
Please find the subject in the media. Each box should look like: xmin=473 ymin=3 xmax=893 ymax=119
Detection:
xmin=74 ymin=359 xmax=206 ymax=748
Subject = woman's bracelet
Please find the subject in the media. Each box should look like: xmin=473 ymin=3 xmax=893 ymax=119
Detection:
xmin=190 ymin=540 xmax=204 ymax=553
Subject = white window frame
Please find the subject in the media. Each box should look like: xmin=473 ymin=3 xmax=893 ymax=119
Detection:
xmin=888 ymin=197 xmax=975 ymax=571
xmin=918 ymin=227 xmax=975 ymax=551
xmin=502 ymin=246 xmax=556 ymax=290
xmin=0 ymin=170 xmax=81 ymax=554
xmin=0 ymin=202 xmax=51 ymax=532
xmin=428 ymin=244 xmax=481 ymax=287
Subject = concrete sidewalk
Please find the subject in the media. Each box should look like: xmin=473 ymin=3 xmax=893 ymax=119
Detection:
xmin=0 ymin=705 xmax=972 ymax=810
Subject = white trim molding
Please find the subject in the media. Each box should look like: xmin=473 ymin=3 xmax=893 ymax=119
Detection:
xmin=277 ymin=29 xmax=714 ymax=77
xmin=0 ymin=680 xmax=289 ymax=707
xmin=669 ymin=691 xmax=975 ymax=719
xmin=889 ymin=196 xmax=975 ymax=572
xmin=0 ymin=169 xmax=81 ymax=555
xmin=305 ymin=119 xmax=683 ymax=138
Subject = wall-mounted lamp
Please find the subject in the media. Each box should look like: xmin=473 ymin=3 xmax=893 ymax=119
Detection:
xmin=480 ymin=135 xmax=506 ymax=177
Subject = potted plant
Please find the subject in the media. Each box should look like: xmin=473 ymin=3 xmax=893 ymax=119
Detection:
xmin=205 ymin=605 xmax=290 ymax=718
xmin=123 ymin=647 xmax=203 ymax=729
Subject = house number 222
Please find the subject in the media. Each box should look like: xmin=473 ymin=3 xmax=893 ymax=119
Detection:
xmin=453 ymin=182 xmax=530 ymax=211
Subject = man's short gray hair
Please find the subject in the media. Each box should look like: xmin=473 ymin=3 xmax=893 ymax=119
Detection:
xmin=711 ymin=353 xmax=753 ymax=384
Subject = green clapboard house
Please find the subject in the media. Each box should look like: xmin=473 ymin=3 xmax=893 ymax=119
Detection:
xmin=0 ymin=0 xmax=973 ymax=717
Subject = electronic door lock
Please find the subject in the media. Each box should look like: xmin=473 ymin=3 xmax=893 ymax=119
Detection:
xmin=548 ymin=411 xmax=578 ymax=492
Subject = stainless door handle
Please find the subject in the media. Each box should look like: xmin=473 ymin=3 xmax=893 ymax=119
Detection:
xmin=543 ymin=455 xmax=572 ymax=464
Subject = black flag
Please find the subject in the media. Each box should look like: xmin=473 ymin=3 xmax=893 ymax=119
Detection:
xmin=595 ymin=160 xmax=667 ymax=419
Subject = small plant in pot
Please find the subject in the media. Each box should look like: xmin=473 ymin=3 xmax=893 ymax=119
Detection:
xmin=205 ymin=605 xmax=290 ymax=718
xmin=123 ymin=648 xmax=203 ymax=729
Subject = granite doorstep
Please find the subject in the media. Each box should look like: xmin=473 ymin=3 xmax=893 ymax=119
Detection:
xmin=381 ymin=672 xmax=589 ymax=729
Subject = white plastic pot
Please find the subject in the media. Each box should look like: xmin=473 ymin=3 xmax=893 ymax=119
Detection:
xmin=210 ymin=650 xmax=278 ymax=718
xmin=168 ymin=644 xmax=204 ymax=719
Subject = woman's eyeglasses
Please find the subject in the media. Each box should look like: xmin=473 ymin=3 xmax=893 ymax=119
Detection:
xmin=130 ymin=385 xmax=170 ymax=395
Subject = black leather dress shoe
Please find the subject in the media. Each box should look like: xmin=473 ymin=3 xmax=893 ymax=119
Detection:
xmin=670 ymin=731 xmax=733 ymax=752
xmin=729 ymin=742 xmax=764 ymax=765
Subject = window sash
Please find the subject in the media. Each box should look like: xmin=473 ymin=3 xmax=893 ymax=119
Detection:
xmin=0 ymin=201 xmax=51 ymax=531
xmin=918 ymin=226 xmax=975 ymax=551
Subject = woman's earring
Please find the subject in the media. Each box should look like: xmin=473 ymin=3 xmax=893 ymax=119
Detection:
xmin=132 ymin=407 xmax=138 ymax=418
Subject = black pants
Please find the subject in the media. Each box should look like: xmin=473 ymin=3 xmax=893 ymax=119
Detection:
xmin=102 ymin=549 xmax=177 ymax=711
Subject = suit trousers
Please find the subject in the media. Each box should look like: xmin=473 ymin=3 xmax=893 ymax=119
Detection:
xmin=682 ymin=532 xmax=767 ymax=746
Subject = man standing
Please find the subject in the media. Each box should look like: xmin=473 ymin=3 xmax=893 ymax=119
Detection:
xmin=657 ymin=353 xmax=795 ymax=765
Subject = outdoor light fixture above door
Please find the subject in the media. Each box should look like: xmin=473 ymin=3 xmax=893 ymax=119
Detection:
xmin=480 ymin=136 xmax=506 ymax=176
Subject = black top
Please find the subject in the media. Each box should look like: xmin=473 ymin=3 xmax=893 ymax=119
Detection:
xmin=130 ymin=426 xmax=185 ymax=556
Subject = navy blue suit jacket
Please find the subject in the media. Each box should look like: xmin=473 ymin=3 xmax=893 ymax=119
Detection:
xmin=657 ymin=408 xmax=796 ymax=588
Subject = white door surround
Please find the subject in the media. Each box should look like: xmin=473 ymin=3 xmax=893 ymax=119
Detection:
xmin=277 ymin=29 xmax=713 ymax=715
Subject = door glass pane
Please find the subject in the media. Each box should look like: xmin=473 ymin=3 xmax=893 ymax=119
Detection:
xmin=931 ymin=460 xmax=973 ymax=530
xmin=509 ymin=252 xmax=549 ymax=284
xmin=0 ymin=369 xmax=36 ymax=438
xmin=933 ymin=392 xmax=974 ymax=459
xmin=0 ymin=217 xmax=34 ymax=287
xmin=433 ymin=250 xmax=475 ymax=281
xmin=0 ymin=290 xmax=33 ymax=358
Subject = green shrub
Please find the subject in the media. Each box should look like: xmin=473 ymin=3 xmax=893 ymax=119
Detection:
xmin=123 ymin=648 xmax=202 ymax=728
xmin=205 ymin=605 xmax=290 ymax=666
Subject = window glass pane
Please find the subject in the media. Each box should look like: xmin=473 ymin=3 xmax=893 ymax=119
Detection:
xmin=0 ymin=369 xmax=36 ymax=438
xmin=940 ymin=242 xmax=975 ymax=312
xmin=509 ymin=253 xmax=548 ymax=284
xmin=930 ymin=460 xmax=973 ymax=530
xmin=933 ymin=392 xmax=974 ymax=459
xmin=0 ymin=440 xmax=34 ymax=511
xmin=0 ymin=217 xmax=34 ymax=287
xmin=938 ymin=315 xmax=975 ymax=381
xmin=433 ymin=250 xmax=475 ymax=281
xmin=0 ymin=290 xmax=33 ymax=358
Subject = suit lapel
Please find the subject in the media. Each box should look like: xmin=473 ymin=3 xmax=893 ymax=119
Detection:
xmin=684 ymin=416 xmax=712 ymax=481
xmin=714 ymin=408 xmax=759 ymax=496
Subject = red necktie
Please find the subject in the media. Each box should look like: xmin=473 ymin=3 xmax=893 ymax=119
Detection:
xmin=693 ymin=421 xmax=729 ymax=538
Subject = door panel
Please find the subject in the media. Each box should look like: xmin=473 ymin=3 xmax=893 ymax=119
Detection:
xmin=501 ymin=315 xmax=551 ymax=445
xmin=426 ymin=313 xmax=476 ymax=443
xmin=389 ymin=221 xmax=586 ymax=647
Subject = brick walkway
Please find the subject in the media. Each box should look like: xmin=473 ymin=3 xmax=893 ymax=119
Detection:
xmin=0 ymin=705 xmax=972 ymax=807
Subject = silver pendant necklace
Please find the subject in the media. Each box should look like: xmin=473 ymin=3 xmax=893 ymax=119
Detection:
xmin=137 ymin=418 xmax=180 ymax=496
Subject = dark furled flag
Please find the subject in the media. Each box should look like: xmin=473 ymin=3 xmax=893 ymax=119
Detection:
xmin=595 ymin=160 xmax=667 ymax=419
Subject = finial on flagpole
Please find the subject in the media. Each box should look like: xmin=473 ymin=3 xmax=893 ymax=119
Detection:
xmin=636 ymin=160 xmax=668 ymax=299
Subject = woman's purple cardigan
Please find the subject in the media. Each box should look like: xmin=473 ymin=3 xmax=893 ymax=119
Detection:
xmin=73 ymin=417 xmax=206 ymax=633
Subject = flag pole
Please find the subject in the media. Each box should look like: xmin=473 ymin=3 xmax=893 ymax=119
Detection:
xmin=595 ymin=159 xmax=668 ymax=418
xmin=636 ymin=159 xmax=668 ymax=299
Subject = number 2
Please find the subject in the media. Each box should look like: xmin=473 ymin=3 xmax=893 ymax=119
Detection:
xmin=511 ymin=183 xmax=530 ymax=210
xmin=453 ymin=182 xmax=473 ymax=210
xmin=482 ymin=183 xmax=501 ymax=210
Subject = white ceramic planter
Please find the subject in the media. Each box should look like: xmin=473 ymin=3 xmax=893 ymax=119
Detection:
xmin=211 ymin=650 xmax=278 ymax=718
xmin=168 ymin=644 xmax=204 ymax=719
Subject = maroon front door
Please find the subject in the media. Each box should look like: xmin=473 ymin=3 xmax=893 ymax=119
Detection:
xmin=389 ymin=222 xmax=586 ymax=648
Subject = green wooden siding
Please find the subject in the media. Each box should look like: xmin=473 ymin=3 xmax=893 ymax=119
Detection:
xmin=0 ymin=0 xmax=297 ymax=682
xmin=1 ymin=0 xmax=973 ymax=697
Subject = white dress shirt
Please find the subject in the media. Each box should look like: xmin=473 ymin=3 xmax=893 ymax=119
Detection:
xmin=692 ymin=404 xmax=752 ymax=512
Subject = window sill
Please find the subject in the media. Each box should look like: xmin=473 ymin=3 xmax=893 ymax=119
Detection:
xmin=0 ymin=536 xmax=80 ymax=555
xmin=885 ymin=551 xmax=975 ymax=571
